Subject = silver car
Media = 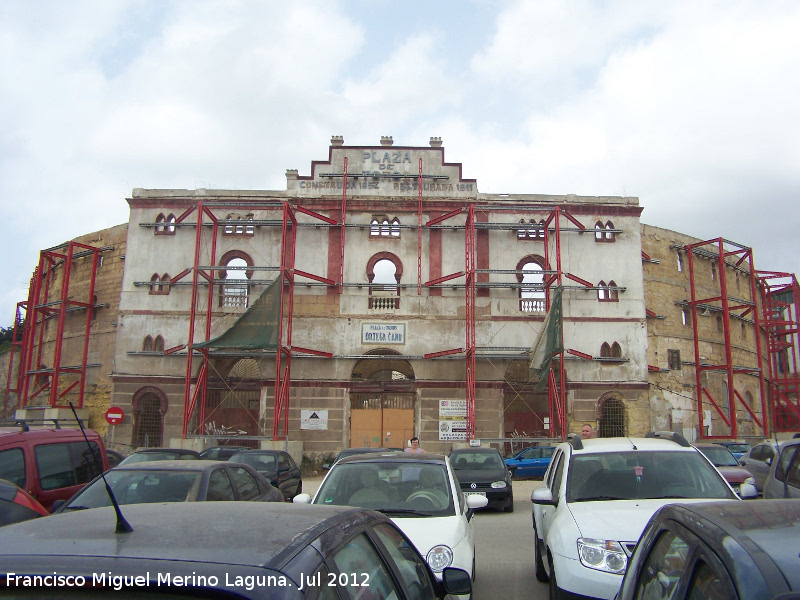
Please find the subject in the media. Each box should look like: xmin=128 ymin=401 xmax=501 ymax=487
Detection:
xmin=763 ymin=438 xmax=800 ymax=499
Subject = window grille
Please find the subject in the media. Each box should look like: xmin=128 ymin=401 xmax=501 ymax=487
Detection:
xmin=668 ymin=349 xmax=681 ymax=370
xmin=133 ymin=396 xmax=163 ymax=447
xmin=598 ymin=398 xmax=625 ymax=437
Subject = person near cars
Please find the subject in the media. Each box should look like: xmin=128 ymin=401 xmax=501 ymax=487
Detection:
xmin=405 ymin=437 xmax=424 ymax=452
xmin=581 ymin=424 xmax=594 ymax=439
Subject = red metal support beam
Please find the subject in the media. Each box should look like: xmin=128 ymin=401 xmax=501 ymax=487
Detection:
xmin=465 ymin=204 xmax=476 ymax=440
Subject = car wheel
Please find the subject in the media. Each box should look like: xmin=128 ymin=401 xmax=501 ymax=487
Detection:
xmin=533 ymin=525 xmax=549 ymax=583
xmin=549 ymin=561 xmax=560 ymax=600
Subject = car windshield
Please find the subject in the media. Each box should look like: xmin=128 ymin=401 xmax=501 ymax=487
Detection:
xmin=64 ymin=470 xmax=200 ymax=509
xmin=567 ymin=451 xmax=735 ymax=502
xmin=315 ymin=462 xmax=455 ymax=517
xmin=724 ymin=443 xmax=751 ymax=454
xmin=231 ymin=453 xmax=277 ymax=471
xmin=698 ymin=446 xmax=739 ymax=467
xmin=451 ymin=452 xmax=504 ymax=469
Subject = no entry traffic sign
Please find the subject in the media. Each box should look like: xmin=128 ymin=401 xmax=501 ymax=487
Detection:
xmin=105 ymin=406 xmax=125 ymax=425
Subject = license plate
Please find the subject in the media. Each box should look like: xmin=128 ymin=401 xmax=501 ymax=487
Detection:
xmin=464 ymin=491 xmax=486 ymax=497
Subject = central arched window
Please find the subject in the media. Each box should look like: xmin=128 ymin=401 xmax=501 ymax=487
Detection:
xmin=368 ymin=253 xmax=402 ymax=309
xmin=517 ymin=257 xmax=546 ymax=313
xmin=219 ymin=253 xmax=253 ymax=309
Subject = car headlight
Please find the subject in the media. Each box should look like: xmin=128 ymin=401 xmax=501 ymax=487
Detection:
xmin=491 ymin=481 xmax=507 ymax=489
xmin=743 ymin=477 xmax=756 ymax=487
xmin=426 ymin=545 xmax=453 ymax=572
xmin=577 ymin=538 xmax=627 ymax=574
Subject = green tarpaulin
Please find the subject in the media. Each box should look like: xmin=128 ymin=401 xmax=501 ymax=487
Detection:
xmin=529 ymin=287 xmax=563 ymax=391
xmin=192 ymin=278 xmax=282 ymax=350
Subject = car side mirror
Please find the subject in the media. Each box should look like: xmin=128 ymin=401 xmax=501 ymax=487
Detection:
xmin=292 ymin=493 xmax=312 ymax=504
xmin=765 ymin=457 xmax=773 ymax=466
xmin=322 ymin=463 xmax=331 ymax=470
xmin=441 ymin=567 xmax=471 ymax=596
xmin=465 ymin=493 xmax=489 ymax=521
xmin=739 ymin=483 xmax=758 ymax=499
xmin=531 ymin=486 xmax=557 ymax=506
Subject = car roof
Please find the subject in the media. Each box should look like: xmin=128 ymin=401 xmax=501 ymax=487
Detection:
xmin=449 ymin=447 xmax=501 ymax=455
xmin=336 ymin=452 xmax=447 ymax=465
xmin=659 ymin=500 xmax=800 ymax=590
xmin=563 ymin=436 xmax=699 ymax=454
xmin=0 ymin=502 xmax=385 ymax=568
xmin=131 ymin=448 xmax=199 ymax=454
xmin=110 ymin=459 xmax=232 ymax=471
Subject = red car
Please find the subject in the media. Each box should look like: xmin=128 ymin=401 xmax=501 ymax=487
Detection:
xmin=695 ymin=443 xmax=756 ymax=496
xmin=0 ymin=478 xmax=49 ymax=526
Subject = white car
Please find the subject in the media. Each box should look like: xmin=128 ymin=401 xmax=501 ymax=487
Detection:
xmin=294 ymin=452 xmax=487 ymax=582
xmin=531 ymin=432 xmax=756 ymax=600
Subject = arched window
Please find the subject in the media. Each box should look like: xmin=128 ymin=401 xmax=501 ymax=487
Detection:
xmin=368 ymin=253 xmax=402 ymax=309
xmin=245 ymin=213 xmax=255 ymax=235
xmin=611 ymin=342 xmax=622 ymax=358
xmin=517 ymin=219 xmax=527 ymax=239
xmin=595 ymin=221 xmax=605 ymax=241
xmin=600 ymin=342 xmax=611 ymax=357
xmin=370 ymin=216 xmax=401 ymax=238
xmin=149 ymin=274 xmax=160 ymax=294
xmin=677 ymin=252 xmax=684 ymax=272
xmin=390 ymin=218 xmax=400 ymax=237
xmin=155 ymin=213 xmax=166 ymax=234
xmin=160 ymin=273 xmax=170 ymax=294
xmin=371 ymin=218 xmax=380 ymax=236
xmin=153 ymin=335 xmax=165 ymax=353
xmin=219 ymin=252 xmax=253 ymax=309
xmin=518 ymin=258 xmax=545 ymax=313
xmin=517 ymin=218 xmax=545 ymax=240
xmin=166 ymin=214 xmax=176 ymax=234
xmin=604 ymin=220 xmax=615 ymax=241
xmin=598 ymin=280 xmax=607 ymax=301
xmin=143 ymin=336 xmax=154 ymax=352
xmin=710 ymin=262 xmax=717 ymax=281
xmin=607 ymin=280 xmax=619 ymax=301
xmin=595 ymin=220 xmax=615 ymax=243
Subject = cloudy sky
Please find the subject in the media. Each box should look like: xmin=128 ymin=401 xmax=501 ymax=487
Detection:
xmin=2 ymin=0 xmax=798 ymax=324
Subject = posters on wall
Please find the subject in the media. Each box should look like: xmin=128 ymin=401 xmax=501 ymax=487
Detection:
xmin=300 ymin=410 xmax=328 ymax=430
xmin=439 ymin=399 xmax=467 ymax=440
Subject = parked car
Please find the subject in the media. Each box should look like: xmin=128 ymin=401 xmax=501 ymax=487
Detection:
xmin=0 ymin=478 xmax=49 ymax=526
xmin=450 ymin=447 xmax=514 ymax=512
xmin=324 ymin=447 xmax=388 ymax=469
xmin=716 ymin=440 xmax=752 ymax=460
xmin=616 ymin=499 xmax=800 ymax=600
xmin=52 ymin=460 xmax=283 ymax=511
xmin=531 ymin=432 xmax=754 ymax=600
xmin=504 ymin=445 xmax=556 ymax=479
xmin=105 ymin=449 xmax=126 ymax=468
xmin=117 ymin=447 xmax=201 ymax=465
xmin=0 ymin=421 xmax=109 ymax=511
xmin=739 ymin=440 xmax=790 ymax=493
xmin=198 ymin=444 xmax=253 ymax=460
xmin=228 ymin=450 xmax=303 ymax=501
xmin=693 ymin=442 xmax=756 ymax=497
xmin=294 ymin=451 xmax=487 ymax=583
xmin=0 ymin=501 xmax=472 ymax=599
xmin=764 ymin=436 xmax=800 ymax=499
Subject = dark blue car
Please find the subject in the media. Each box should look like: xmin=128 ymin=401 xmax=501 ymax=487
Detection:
xmin=504 ymin=446 xmax=556 ymax=478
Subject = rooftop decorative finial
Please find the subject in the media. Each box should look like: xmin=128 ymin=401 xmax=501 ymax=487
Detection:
xmin=285 ymin=169 xmax=298 ymax=181
xmin=380 ymin=136 xmax=394 ymax=146
xmin=429 ymin=137 xmax=443 ymax=148
xmin=331 ymin=135 xmax=344 ymax=147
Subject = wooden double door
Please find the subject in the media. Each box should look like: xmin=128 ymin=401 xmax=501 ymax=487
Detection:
xmin=350 ymin=390 xmax=415 ymax=449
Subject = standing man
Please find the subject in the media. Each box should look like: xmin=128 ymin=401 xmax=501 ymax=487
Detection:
xmin=405 ymin=437 xmax=424 ymax=452
xmin=581 ymin=424 xmax=594 ymax=439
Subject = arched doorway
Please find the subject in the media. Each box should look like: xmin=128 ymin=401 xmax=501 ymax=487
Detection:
xmin=203 ymin=357 xmax=262 ymax=441
xmin=598 ymin=393 xmax=626 ymax=438
xmin=350 ymin=349 xmax=415 ymax=449
xmin=131 ymin=386 xmax=167 ymax=448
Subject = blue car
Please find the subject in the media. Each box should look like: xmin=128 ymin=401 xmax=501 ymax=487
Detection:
xmin=716 ymin=441 xmax=751 ymax=460
xmin=504 ymin=446 xmax=556 ymax=478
